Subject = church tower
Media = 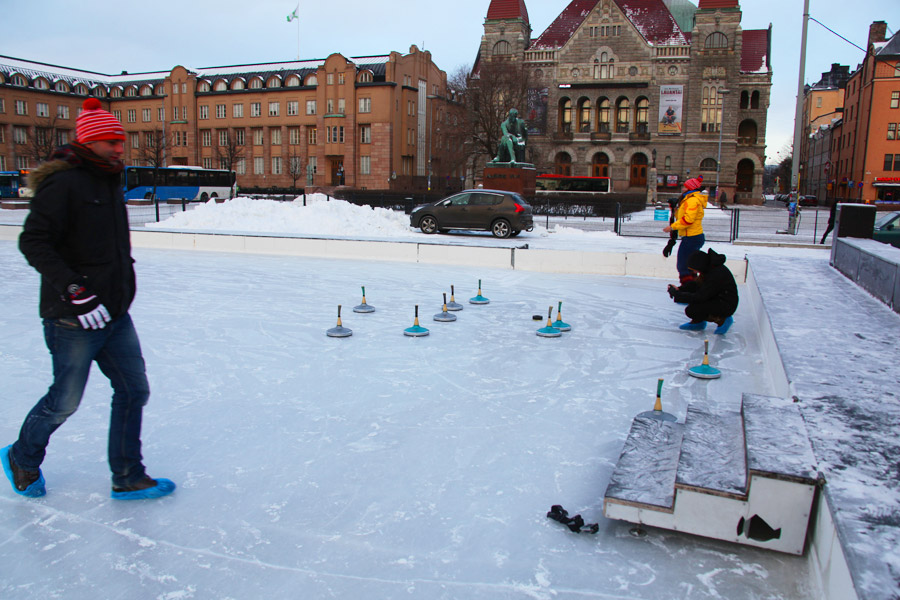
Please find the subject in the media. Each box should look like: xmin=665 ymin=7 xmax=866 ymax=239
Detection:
xmin=480 ymin=0 xmax=532 ymax=63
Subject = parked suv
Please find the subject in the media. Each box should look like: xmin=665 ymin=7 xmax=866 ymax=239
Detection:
xmin=409 ymin=189 xmax=534 ymax=238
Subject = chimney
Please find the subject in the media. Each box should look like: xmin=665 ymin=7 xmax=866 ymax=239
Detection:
xmin=868 ymin=21 xmax=887 ymax=46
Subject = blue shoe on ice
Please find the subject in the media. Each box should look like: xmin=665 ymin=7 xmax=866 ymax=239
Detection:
xmin=678 ymin=321 xmax=707 ymax=331
xmin=2 ymin=444 xmax=46 ymax=498
xmin=714 ymin=316 xmax=734 ymax=335
xmin=111 ymin=476 xmax=176 ymax=500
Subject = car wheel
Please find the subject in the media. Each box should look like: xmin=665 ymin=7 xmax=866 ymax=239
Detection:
xmin=510 ymin=230 xmax=521 ymax=237
xmin=200 ymin=192 xmax=209 ymax=202
xmin=419 ymin=215 xmax=438 ymax=234
xmin=492 ymin=219 xmax=512 ymax=238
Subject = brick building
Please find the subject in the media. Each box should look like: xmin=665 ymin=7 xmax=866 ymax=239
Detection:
xmin=476 ymin=0 xmax=772 ymax=204
xmin=0 ymin=46 xmax=465 ymax=193
xmin=829 ymin=22 xmax=900 ymax=204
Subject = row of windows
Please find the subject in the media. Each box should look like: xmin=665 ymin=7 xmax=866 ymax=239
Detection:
xmin=556 ymin=86 xmax=732 ymax=134
xmin=0 ymin=70 xmax=378 ymax=97
xmin=195 ymin=125 xmax=373 ymax=147
xmin=883 ymin=154 xmax=900 ymax=171
xmin=195 ymin=98 xmax=372 ymax=120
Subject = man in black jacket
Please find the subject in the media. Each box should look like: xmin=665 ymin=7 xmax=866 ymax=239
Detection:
xmin=668 ymin=248 xmax=739 ymax=335
xmin=2 ymin=98 xmax=175 ymax=500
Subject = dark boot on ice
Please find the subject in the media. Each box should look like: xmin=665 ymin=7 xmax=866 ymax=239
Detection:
xmin=112 ymin=475 xmax=176 ymax=500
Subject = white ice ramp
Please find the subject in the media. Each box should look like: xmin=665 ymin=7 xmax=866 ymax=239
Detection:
xmin=604 ymin=394 xmax=818 ymax=555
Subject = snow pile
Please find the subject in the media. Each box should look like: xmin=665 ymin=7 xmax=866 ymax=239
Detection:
xmin=145 ymin=194 xmax=413 ymax=237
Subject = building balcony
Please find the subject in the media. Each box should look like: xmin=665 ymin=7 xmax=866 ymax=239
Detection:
xmin=552 ymin=131 xmax=574 ymax=142
xmin=591 ymin=131 xmax=611 ymax=142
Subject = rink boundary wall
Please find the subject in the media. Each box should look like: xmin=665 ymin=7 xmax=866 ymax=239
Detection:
xmin=0 ymin=224 xmax=849 ymax=598
xmin=745 ymin=259 xmax=856 ymax=600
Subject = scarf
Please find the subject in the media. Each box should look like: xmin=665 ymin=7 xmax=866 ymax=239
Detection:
xmin=51 ymin=142 xmax=124 ymax=177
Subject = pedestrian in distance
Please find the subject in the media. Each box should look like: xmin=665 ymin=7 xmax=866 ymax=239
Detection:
xmin=667 ymin=248 xmax=739 ymax=335
xmin=2 ymin=98 xmax=175 ymax=500
xmin=820 ymin=200 xmax=838 ymax=244
xmin=663 ymin=175 xmax=707 ymax=289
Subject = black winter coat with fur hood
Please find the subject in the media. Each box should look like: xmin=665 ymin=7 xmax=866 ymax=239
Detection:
xmin=19 ymin=152 xmax=136 ymax=320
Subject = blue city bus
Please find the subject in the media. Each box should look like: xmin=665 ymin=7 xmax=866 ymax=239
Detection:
xmin=0 ymin=170 xmax=28 ymax=198
xmin=123 ymin=166 xmax=236 ymax=202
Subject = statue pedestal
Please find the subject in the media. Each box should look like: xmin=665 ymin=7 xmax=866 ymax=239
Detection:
xmin=483 ymin=163 xmax=536 ymax=199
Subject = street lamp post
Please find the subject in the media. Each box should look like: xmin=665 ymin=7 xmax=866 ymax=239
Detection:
xmin=715 ymin=89 xmax=730 ymax=204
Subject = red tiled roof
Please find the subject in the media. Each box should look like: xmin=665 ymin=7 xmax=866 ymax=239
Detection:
xmin=697 ymin=0 xmax=739 ymax=8
xmin=741 ymin=28 xmax=770 ymax=73
xmin=485 ymin=0 xmax=530 ymax=23
xmin=532 ymin=0 xmax=687 ymax=49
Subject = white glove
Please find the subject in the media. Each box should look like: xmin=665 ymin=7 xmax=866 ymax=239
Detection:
xmin=78 ymin=304 xmax=111 ymax=330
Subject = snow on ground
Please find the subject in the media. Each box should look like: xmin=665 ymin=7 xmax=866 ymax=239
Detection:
xmin=0 ymin=196 xmax=829 ymax=599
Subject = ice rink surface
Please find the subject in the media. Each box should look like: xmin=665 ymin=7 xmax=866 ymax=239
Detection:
xmin=0 ymin=241 xmax=816 ymax=599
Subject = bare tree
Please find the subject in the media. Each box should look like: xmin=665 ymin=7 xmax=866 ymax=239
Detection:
xmin=215 ymin=129 xmax=245 ymax=174
xmin=287 ymin=148 xmax=304 ymax=189
xmin=136 ymin=128 xmax=173 ymax=169
xmin=27 ymin=115 xmax=68 ymax=164
xmin=463 ymin=60 xmax=532 ymax=163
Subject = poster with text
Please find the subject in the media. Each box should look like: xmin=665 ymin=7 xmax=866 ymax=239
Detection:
xmin=526 ymin=88 xmax=549 ymax=135
xmin=658 ymin=85 xmax=683 ymax=135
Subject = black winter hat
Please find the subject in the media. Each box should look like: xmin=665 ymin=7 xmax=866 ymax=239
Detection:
xmin=687 ymin=250 xmax=711 ymax=272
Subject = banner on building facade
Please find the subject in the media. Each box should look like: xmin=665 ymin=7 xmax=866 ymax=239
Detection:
xmin=526 ymin=88 xmax=549 ymax=135
xmin=658 ymin=85 xmax=683 ymax=135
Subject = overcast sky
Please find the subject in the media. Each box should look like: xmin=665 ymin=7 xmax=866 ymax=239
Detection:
xmin=1 ymin=0 xmax=895 ymax=164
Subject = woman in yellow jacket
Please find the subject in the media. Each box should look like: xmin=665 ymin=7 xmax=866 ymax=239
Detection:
xmin=663 ymin=176 xmax=706 ymax=286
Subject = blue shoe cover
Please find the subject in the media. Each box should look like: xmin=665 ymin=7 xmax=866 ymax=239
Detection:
xmin=111 ymin=478 xmax=176 ymax=500
xmin=714 ymin=316 xmax=734 ymax=335
xmin=678 ymin=321 xmax=707 ymax=331
xmin=2 ymin=445 xmax=46 ymax=498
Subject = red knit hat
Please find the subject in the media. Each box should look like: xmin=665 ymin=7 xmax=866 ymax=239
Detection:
xmin=76 ymin=98 xmax=126 ymax=144
xmin=683 ymin=175 xmax=703 ymax=191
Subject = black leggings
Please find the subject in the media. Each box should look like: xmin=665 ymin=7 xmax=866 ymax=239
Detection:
xmin=685 ymin=299 xmax=735 ymax=323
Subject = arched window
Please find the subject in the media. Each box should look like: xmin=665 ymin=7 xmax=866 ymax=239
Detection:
xmin=577 ymin=97 xmax=592 ymax=132
xmin=738 ymin=119 xmax=758 ymax=145
xmin=266 ymin=76 xmax=282 ymax=88
xmin=92 ymin=86 xmax=107 ymax=97
xmin=12 ymin=74 xmax=27 ymax=86
xmin=492 ymin=40 xmax=511 ymax=56
xmin=231 ymin=79 xmax=245 ymax=91
xmin=213 ymin=79 xmax=227 ymax=92
xmin=197 ymin=81 xmax=210 ymax=92
xmin=155 ymin=84 xmax=165 ymax=95
xmin=665 ymin=155 xmax=672 ymax=170
xmin=34 ymin=78 xmax=49 ymax=90
xmin=357 ymin=71 xmax=373 ymax=83
xmin=592 ymin=152 xmax=609 ymax=177
xmin=615 ymin=97 xmax=630 ymax=133
xmin=700 ymin=158 xmax=718 ymax=171
xmin=140 ymin=85 xmax=153 ymax=96
xmin=599 ymin=52 xmax=614 ymax=79
xmin=305 ymin=74 xmax=318 ymax=86
xmin=110 ymin=87 xmax=123 ymax=98
xmin=635 ymin=97 xmax=649 ymax=133
xmin=559 ymin=98 xmax=572 ymax=133
xmin=286 ymin=75 xmax=301 ymax=87
xmin=554 ymin=152 xmax=572 ymax=176
xmin=249 ymin=77 xmax=263 ymax=89
xmin=75 ymin=83 xmax=89 ymax=95
xmin=54 ymin=81 xmax=70 ymax=93
xmin=125 ymin=86 xmax=138 ymax=97
xmin=597 ymin=97 xmax=610 ymax=132
xmin=705 ymin=32 xmax=728 ymax=49
xmin=751 ymin=91 xmax=760 ymax=109
xmin=740 ymin=90 xmax=750 ymax=109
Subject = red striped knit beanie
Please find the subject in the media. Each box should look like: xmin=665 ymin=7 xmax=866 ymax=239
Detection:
xmin=76 ymin=98 xmax=126 ymax=143
xmin=683 ymin=175 xmax=703 ymax=191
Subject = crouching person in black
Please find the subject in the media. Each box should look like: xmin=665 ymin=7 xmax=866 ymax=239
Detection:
xmin=667 ymin=249 xmax=738 ymax=335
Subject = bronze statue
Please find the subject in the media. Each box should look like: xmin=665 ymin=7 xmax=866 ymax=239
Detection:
xmin=494 ymin=108 xmax=528 ymax=164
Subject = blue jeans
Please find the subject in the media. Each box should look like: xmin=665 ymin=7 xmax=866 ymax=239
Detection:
xmin=676 ymin=233 xmax=706 ymax=278
xmin=12 ymin=313 xmax=150 ymax=488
